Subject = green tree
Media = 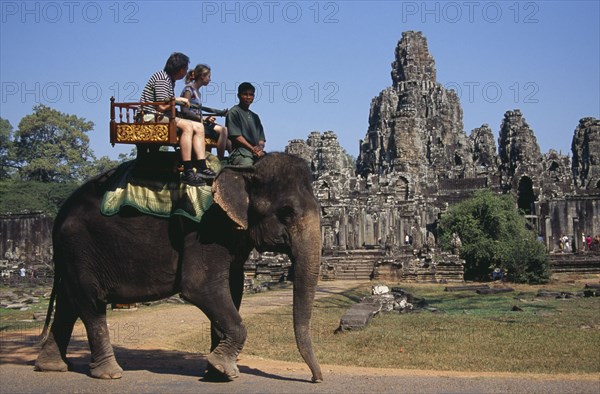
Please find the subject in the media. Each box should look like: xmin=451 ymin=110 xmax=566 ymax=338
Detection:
xmin=0 ymin=117 xmax=15 ymax=179
xmin=439 ymin=190 xmax=549 ymax=283
xmin=82 ymin=148 xmax=137 ymax=179
xmin=1 ymin=109 xmax=137 ymax=216
xmin=13 ymin=105 xmax=95 ymax=182
xmin=0 ymin=179 xmax=78 ymax=216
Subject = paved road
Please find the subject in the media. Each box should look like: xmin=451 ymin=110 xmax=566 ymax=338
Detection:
xmin=1 ymin=281 xmax=598 ymax=393
xmin=1 ymin=354 xmax=598 ymax=394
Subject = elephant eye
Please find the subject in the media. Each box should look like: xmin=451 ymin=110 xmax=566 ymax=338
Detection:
xmin=276 ymin=205 xmax=295 ymax=223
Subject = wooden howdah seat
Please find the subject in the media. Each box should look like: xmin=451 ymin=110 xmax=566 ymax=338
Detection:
xmin=110 ymin=96 xmax=219 ymax=151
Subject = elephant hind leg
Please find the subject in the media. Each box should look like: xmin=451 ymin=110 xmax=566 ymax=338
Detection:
xmin=35 ymin=288 xmax=78 ymax=372
xmin=79 ymin=305 xmax=123 ymax=379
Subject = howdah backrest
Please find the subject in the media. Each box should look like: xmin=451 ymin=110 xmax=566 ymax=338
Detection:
xmin=110 ymin=97 xmax=179 ymax=146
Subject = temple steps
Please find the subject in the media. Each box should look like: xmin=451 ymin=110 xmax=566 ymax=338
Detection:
xmin=548 ymin=253 xmax=600 ymax=274
xmin=321 ymin=249 xmax=385 ymax=280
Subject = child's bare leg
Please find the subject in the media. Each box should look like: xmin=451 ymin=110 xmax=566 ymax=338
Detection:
xmin=215 ymin=125 xmax=228 ymax=160
xmin=174 ymin=119 xmax=207 ymax=185
xmin=179 ymin=119 xmax=214 ymax=179
xmin=176 ymin=119 xmax=193 ymax=161
xmin=191 ymin=121 xmax=207 ymax=160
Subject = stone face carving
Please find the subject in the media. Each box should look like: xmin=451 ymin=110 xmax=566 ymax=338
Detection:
xmin=572 ymin=117 xmax=600 ymax=191
xmin=498 ymin=109 xmax=544 ymax=195
xmin=391 ymin=31 xmax=436 ymax=85
xmin=471 ymin=124 xmax=498 ymax=170
xmin=284 ymin=31 xmax=600 ymax=280
xmin=357 ymin=31 xmax=473 ymax=196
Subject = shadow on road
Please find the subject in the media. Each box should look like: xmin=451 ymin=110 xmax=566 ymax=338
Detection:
xmin=1 ymin=332 xmax=308 ymax=382
xmin=237 ymin=365 xmax=310 ymax=383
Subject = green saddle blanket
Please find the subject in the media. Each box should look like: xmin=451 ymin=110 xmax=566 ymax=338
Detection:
xmin=101 ymin=152 xmax=222 ymax=223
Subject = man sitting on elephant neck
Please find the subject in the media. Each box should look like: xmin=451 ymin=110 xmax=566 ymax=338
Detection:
xmin=226 ymin=82 xmax=266 ymax=166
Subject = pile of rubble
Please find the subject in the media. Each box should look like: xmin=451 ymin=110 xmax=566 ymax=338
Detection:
xmin=336 ymin=285 xmax=435 ymax=332
xmin=244 ymin=251 xmax=292 ymax=283
xmin=0 ymin=288 xmax=49 ymax=320
xmin=373 ymin=252 xmax=465 ymax=283
xmin=536 ymin=283 xmax=600 ymax=299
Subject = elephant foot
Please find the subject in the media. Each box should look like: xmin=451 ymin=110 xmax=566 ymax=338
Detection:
xmin=311 ymin=374 xmax=323 ymax=383
xmin=205 ymin=353 xmax=239 ymax=381
xmin=34 ymin=355 xmax=69 ymax=373
xmin=89 ymin=358 xmax=123 ymax=379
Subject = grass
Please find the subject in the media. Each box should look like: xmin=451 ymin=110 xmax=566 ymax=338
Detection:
xmin=236 ymin=278 xmax=600 ymax=374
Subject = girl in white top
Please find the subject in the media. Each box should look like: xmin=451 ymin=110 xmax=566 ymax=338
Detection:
xmin=180 ymin=64 xmax=230 ymax=160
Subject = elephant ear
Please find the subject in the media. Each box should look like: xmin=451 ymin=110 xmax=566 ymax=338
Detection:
xmin=212 ymin=166 xmax=254 ymax=230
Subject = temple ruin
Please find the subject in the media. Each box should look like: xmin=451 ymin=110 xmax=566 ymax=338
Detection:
xmin=286 ymin=31 xmax=600 ymax=281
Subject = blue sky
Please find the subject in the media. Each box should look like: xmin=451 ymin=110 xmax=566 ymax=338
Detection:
xmin=1 ymin=1 xmax=599 ymax=160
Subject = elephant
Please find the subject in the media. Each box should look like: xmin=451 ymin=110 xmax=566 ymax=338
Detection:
xmin=34 ymin=152 xmax=323 ymax=383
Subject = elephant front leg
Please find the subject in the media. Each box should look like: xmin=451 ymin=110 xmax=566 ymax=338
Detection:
xmin=195 ymin=295 xmax=247 ymax=380
xmin=80 ymin=308 xmax=123 ymax=379
xmin=182 ymin=287 xmax=246 ymax=380
xmin=180 ymin=241 xmax=248 ymax=380
xmin=205 ymin=319 xmax=246 ymax=381
xmin=209 ymin=266 xmax=245 ymax=353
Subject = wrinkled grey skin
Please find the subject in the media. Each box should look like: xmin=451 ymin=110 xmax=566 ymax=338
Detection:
xmin=35 ymin=152 xmax=323 ymax=383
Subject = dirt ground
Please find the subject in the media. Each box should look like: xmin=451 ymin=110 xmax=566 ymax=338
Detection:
xmin=0 ymin=280 xmax=367 ymax=370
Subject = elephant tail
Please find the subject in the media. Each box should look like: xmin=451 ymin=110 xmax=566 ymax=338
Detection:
xmin=39 ymin=267 xmax=60 ymax=344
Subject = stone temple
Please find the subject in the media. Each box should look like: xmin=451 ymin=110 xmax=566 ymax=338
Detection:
xmin=286 ymin=31 xmax=600 ymax=281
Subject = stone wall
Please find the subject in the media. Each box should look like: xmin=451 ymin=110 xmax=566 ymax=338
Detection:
xmin=0 ymin=212 xmax=53 ymax=276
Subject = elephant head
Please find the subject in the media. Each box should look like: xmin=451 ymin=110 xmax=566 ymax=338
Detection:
xmin=213 ymin=152 xmax=323 ymax=382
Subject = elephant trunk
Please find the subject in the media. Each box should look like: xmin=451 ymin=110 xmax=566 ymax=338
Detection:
xmin=291 ymin=211 xmax=323 ymax=383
